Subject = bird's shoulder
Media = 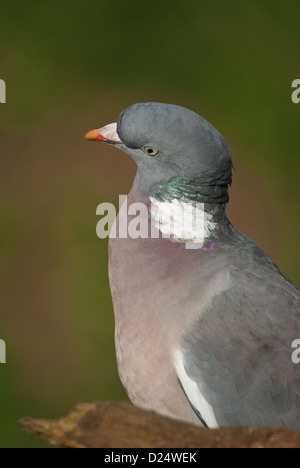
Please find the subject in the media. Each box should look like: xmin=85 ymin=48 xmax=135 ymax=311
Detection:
xmin=176 ymin=241 xmax=300 ymax=428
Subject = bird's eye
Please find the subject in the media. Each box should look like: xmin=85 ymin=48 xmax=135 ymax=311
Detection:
xmin=142 ymin=146 xmax=160 ymax=156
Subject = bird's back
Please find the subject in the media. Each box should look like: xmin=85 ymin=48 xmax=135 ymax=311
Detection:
xmin=179 ymin=240 xmax=300 ymax=428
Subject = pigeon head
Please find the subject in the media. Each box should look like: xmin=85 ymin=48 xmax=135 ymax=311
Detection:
xmin=85 ymin=102 xmax=233 ymax=204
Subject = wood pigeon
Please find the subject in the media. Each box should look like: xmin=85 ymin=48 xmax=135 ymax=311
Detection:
xmin=85 ymin=102 xmax=300 ymax=429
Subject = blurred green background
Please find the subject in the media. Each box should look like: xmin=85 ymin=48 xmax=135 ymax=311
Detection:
xmin=0 ymin=0 xmax=299 ymax=447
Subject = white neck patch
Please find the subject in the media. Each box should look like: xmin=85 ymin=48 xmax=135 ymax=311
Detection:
xmin=149 ymin=196 xmax=217 ymax=245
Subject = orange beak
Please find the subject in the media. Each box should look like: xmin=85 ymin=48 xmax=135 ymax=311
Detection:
xmin=84 ymin=129 xmax=102 ymax=141
xmin=84 ymin=123 xmax=122 ymax=145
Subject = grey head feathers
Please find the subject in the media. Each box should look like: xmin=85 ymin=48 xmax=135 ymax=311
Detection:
xmin=116 ymin=102 xmax=234 ymax=202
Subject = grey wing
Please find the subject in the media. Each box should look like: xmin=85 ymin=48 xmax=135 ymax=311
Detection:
xmin=178 ymin=255 xmax=300 ymax=429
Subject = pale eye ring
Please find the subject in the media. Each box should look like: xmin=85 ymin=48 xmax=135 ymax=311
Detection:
xmin=142 ymin=146 xmax=160 ymax=156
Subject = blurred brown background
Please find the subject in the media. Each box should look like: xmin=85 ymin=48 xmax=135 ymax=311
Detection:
xmin=0 ymin=0 xmax=299 ymax=447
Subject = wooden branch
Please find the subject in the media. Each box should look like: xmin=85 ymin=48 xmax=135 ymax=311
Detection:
xmin=18 ymin=401 xmax=300 ymax=448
